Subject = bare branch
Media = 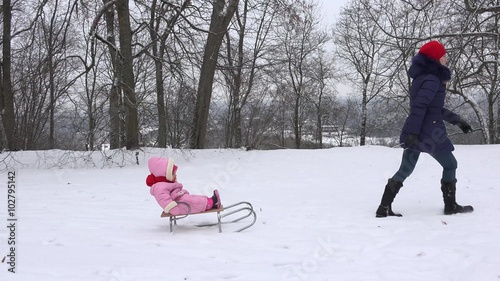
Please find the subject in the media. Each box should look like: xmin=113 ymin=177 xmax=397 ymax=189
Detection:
xmin=464 ymin=0 xmax=500 ymax=13
xmin=89 ymin=0 xmax=118 ymax=37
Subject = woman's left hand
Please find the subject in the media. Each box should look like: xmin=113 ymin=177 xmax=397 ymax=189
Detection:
xmin=457 ymin=120 xmax=473 ymax=133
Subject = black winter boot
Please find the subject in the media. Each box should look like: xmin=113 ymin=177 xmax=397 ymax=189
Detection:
xmin=441 ymin=180 xmax=473 ymax=215
xmin=376 ymin=179 xmax=403 ymax=218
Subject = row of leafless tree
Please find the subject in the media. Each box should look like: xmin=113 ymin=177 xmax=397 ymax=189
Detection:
xmin=0 ymin=0 xmax=498 ymax=152
xmin=334 ymin=0 xmax=500 ymax=146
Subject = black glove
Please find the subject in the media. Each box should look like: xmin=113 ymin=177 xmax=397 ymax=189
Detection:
xmin=404 ymin=134 xmax=419 ymax=147
xmin=457 ymin=120 xmax=473 ymax=134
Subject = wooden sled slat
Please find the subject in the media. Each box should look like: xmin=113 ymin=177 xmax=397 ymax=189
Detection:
xmin=160 ymin=206 xmax=225 ymax=218
xmin=161 ymin=205 xmax=225 ymax=233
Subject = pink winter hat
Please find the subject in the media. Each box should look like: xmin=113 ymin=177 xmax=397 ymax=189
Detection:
xmin=418 ymin=41 xmax=446 ymax=61
xmin=147 ymin=157 xmax=178 ymax=181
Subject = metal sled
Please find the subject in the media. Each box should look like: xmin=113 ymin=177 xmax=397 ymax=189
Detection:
xmin=160 ymin=201 xmax=257 ymax=233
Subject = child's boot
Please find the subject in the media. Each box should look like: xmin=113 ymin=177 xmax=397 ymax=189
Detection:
xmin=212 ymin=190 xmax=221 ymax=209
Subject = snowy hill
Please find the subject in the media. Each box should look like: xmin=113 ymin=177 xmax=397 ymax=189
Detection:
xmin=1 ymin=145 xmax=499 ymax=281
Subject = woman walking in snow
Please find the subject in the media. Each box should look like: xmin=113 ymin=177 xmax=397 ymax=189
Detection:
xmin=376 ymin=41 xmax=474 ymax=218
xmin=146 ymin=157 xmax=221 ymax=215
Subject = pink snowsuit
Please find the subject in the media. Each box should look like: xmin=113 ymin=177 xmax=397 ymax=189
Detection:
xmin=147 ymin=157 xmax=209 ymax=215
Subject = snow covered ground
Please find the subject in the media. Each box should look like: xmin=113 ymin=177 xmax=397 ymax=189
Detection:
xmin=1 ymin=145 xmax=499 ymax=281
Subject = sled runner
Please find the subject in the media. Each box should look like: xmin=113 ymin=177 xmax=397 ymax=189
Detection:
xmin=161 ymin=201 xmax=257 ymax=233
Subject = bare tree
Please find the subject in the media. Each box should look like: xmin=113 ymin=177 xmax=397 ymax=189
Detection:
xmin=137 ymin=0 xmax=190 ymax=148
xmin=1 ymin=0 xmax=17 ymax=150
xmin=40 ymin=1 xmax=81 ymax=148
xmin=275 ymin=0 xmax=329 ymax=148
xmin=333 ymin=0 xmax=394 ymax=146
xmin=90 ymin=0 xmax=139 ymax=149
xmin=243 ymin=86 xmax=279 ymax=149
xmin=332 ymin=98 xmax=357 ymax=147
xmin=1 ymin=0 xmax=86 ymax=150
xmin=190 ymin=0 xmax=239 ymax=149
xmin=308 ymin=49 xmax=335 ymax=148
xmin=115 ymin=0 xmax=138 ymax=149
xmin=100 ymin=0 xmax=123 ymax=149
xmin=448 ymin=1 xmax=500 ymax=144
xmin=220 ymin=0 xmax=277 ymax=148
xmin=361 ymin=0 xmax=500 ymax=144
xmin=271 ymin=83 xmax=288 ymax=148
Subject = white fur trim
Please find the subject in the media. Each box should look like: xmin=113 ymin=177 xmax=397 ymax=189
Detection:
xmin=164 ymin=201 xmax=177 ymax=213
xmin=166 ymin=158 xmax=175 ymax=181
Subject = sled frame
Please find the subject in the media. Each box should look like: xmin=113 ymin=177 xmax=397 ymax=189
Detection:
xmin=160 ymin=201 xmax=256 ymax=233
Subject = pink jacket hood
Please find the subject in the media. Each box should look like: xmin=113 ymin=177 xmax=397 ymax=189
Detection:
xmin=148 ymin=157 xmax=177 ymax=182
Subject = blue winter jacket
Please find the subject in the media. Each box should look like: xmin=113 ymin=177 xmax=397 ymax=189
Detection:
xmin=400 ymin=54 xmax=461 ymax=153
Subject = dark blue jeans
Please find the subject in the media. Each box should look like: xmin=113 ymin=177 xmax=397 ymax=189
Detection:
xmin=392 ymin=149 xmax=458 ymax=183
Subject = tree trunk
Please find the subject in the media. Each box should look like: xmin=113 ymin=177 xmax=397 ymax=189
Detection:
xmin=190 ymin=0 xmax=239 ymax=149
xmin=293 ymin=94 xmax=301 ymax=148
xmin=104 ymin=0 xmax=122 ymax=149
xmin=360 ymin=86 xmax=368 ymax=146
xmin=234 ymin=107 xmax=242 ymax=147
xmin=154 ymin=51 xmax=167 ymax=148
xmin=47 ymin=22 xmax=56 ymax=149
xmin=109 ymin=84 xmax=121 ymax=149
xmin=116 ymin=0 xmax=139 ymax=150
xmin=1 ymin=0 xmax=18 ymax=151
xmin=317 ymin=109 xmax=323 ymax=149
xmin=150 ymin=0 xmax=167 ymax=148
xmin=229 ymin=73 xmax=242 ymax=148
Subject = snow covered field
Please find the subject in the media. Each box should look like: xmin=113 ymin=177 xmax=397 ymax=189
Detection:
xmin=1 ymin=145 xmax=499 ymax=281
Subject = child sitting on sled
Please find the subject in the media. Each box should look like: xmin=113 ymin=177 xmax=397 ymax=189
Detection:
xmin=146 ymin=157 xmax=221 ymax=215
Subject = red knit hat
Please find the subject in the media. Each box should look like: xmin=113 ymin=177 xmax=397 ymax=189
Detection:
xmin=418 ymin=41 xmax=446 ymax=61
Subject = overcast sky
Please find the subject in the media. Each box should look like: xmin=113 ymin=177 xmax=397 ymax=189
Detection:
xmin=317 ymin=0 xmax=350 ymax=27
